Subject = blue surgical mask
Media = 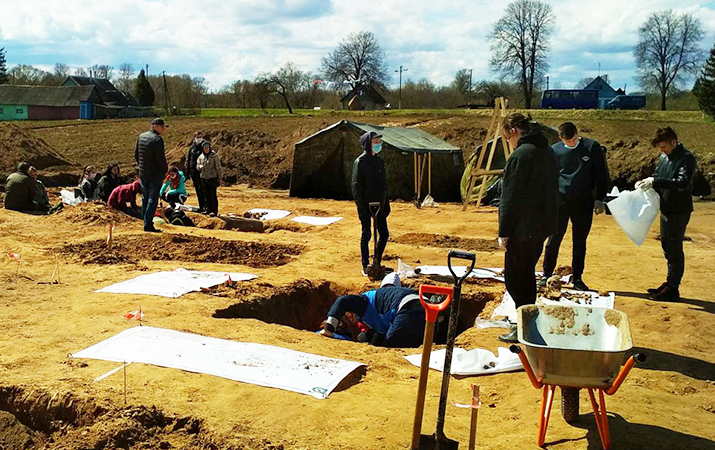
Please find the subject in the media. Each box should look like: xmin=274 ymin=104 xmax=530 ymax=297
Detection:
xmin=372 ymin=143 xmax=382 ymax=153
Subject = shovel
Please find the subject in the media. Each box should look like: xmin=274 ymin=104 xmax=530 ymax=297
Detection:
xmin=411 ymin=284 xmax=454 ymax=450
xmin=366 ymin=202 xmax=386 ymax=280
xmin=420 ymin=250 xmax=476 ymax=450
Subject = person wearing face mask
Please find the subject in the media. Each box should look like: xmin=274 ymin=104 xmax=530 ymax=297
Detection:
xmin=541 ymin=122 xmax=611 ymax=291
xmin=635 ymin=127 xmax=696 ymax=302
xmin=351 ymin=131 xmax=390 ymax=276
xmin=498 ymin=113 xmax=559 ymax=343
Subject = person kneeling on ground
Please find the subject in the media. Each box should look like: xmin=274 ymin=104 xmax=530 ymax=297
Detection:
xmin=160 ymin=166 xmax=188 ymax=208
xmin=107 ymin=180 xmax=143 ymax=219
xmin=319 ymin=274 xmax=431 ymax=348
xmin=4 ymin=162 xmax=38 ymax=212
xmin=162 ymin=206 xmax=195 ymax=227
xmin=196 ymin=141 xmax=221 ymax=217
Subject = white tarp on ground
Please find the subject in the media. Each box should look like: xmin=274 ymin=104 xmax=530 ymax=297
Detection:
xmin=246 ymin=208 xmax=291 ymax=221
xmin=94 ymin=268 xmax=258 ymax=298
xmin=291 ymin=216 xmax=343 ymax=226
xmin=72 ymin=326 xmax=364 ymax=399
xmin=490 ymin=290 xmax=615 ymax=323
xmin=405 ymin=347 xmax=522 ymax=376
xmin=415 ymin=266 xmax=505 ymax=282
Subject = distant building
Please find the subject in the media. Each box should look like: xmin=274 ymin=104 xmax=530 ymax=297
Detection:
xmin=0 ymin=77 xmax=152 ymax=121
xmin=583 ymin=76 xmax=619 ymax=109
xmin=340 ymin=84 xmax=388 ymax=111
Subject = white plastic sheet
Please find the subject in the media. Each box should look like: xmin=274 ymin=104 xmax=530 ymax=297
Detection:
xmin=291 ymin=216 xmax=343 ymax=226
xmin=490 ymin=290 xmax=615 ymax=323
xmin=72 ymin=326 xmax=364 ymax=399
xmin=405 ymin=347 xmax=522 ymax=376
xmin=607 ymin=188 xmax=660 ymax=246
xmin=246 ymin=208 xmax=291 ymax=221
xmin=415 ymin=266 xmax=505 ymax=282
xmin=95 ymin=268 xmax=258 ymax=298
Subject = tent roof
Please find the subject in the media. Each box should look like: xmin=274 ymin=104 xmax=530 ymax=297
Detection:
xmin=296 ymin=120 xmax=461 ymax=154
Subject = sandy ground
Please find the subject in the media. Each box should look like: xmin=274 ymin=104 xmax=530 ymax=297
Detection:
xmin=0 ymin=186 xmax=714 ymax=450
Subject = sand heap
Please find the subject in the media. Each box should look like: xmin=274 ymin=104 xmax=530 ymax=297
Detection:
xmin=0 ymin=123 xmax=78 ymax=186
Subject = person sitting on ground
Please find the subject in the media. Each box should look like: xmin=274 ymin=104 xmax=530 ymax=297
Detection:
xmin=196 ymin=141 xmax=221 ymax=217
xmin=160 ymin=166 xmax=188 ymax=208
xmin=28 ymin=166 xmax=63 ymax=215
xmin=78 ymin=165 xmax=99 ymax=200
xmin=318 ymin=274 xmax=433 ymax=348
xmin=4 ymin=162 xmax=38 ymax=212
xmin=162 ymin=206 xmax=195 ymax=227
xmin=97 ymin=164 xmax=122 ymax=202
xmin=107 ymin=180 xmax=142 ymax=218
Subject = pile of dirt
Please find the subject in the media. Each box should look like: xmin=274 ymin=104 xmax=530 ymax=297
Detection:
xmin=393 ymin=233 xmax=500 ymax=252
xmin=0 ymin=123 xmax=79 ymax=186
xmin=49 ymin=201 xmax=139 ymax=226
xmin=59 ymin=233 xmax=303 ymax=268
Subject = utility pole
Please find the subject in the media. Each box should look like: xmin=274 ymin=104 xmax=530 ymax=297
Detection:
xmin=468 ymin=69 xmax=473 ymax=105
xmin=546 ymin=76 xmax=549 ymax=90
xmin=162 ymin=71 xmax=172 ymax=115
xmin=394 ymin=65 xmax=408 ymax=109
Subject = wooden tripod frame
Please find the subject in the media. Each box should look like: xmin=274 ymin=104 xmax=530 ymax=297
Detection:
xmin=462 ymin=97 xmax=513 ymax=211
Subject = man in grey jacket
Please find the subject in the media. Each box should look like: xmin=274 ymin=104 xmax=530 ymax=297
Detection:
xmin=135 ymin=118 xmax=169 ymax=232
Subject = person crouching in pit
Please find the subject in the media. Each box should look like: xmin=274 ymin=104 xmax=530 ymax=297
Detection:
xmin=160 ymin=166 xmax=188 ymax=209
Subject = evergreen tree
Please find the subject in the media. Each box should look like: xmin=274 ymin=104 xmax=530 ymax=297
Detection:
xmin=0 ymin=47 xmax=9 ymax=84
xmin=694 ymin=41 xmax=715 ymax=118
xmin=135 ymin=69 xmax=155 ymax=106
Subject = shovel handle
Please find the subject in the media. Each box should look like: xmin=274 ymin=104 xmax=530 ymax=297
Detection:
xmin=419 ymin=285 xmax=453 ymax=323
xmin=368 ymin=202 xmax=381 ymax=217
xmin=448 ymin=250 xmax=477 ymax=285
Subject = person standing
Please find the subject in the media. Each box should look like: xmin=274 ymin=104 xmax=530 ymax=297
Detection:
xmin=196 ymin=141 xmax=222 ymax=216
xmin=351 ymin=131 xmax=390 ymax=276
xmin=135 ymin=118 xmax=169 ymax=232
xmin=636 ymin=127 xmax=696 ymax=302
xmin=187 ymin=133 xmax=207 ymax=213
xmin=541 ymin=122 xmax=610 ymax=291
xmin=498 ymin=113 xmax=559 ymax=342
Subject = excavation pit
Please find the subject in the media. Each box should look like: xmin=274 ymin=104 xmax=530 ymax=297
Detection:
xmin=393 ymin=233 xmax=500 ymax=252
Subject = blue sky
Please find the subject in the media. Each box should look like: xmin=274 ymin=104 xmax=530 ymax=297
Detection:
xmin=1 ymin=0 xmax=714 ymax=92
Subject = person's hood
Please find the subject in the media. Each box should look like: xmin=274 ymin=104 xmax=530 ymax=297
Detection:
xmin=359 ymin=131 xmax=383 ymax=153
xmin=130 ymin=179 xmax=142 ymax=193
xmin=517 ymin=130 xmax=549 ymax=149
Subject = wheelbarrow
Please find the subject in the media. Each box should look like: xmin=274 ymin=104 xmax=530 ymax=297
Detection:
xmin=509 ymin=304 xmax=646 ymax=450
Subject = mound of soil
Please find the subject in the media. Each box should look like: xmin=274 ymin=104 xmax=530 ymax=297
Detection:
xmin=0 ymin=124 xmax=78 ymax=186
xmin=49 ymin=201 xmax=139 ymax=226
xmin=59 ymin=233 xmax=303 ymax=268
xmin=393 ymin=233 xmax=500 ymax=252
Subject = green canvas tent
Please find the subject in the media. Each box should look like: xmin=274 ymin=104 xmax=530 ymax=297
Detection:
xmin=290 ymin=120 xmax=464 ymax=201
xmin=460 ymin=122 xmax=561 ymax=203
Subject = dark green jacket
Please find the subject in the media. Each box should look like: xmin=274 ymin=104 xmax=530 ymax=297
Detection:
xmin=4 ymin=172 xmax=37 ymax=212
xmin=654 ymin=143 xmax=696 ymax=214
xmin=499 ymin=131 xmax=559 ymax=241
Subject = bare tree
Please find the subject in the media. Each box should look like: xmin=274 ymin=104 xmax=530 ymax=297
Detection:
xmin=118 ymin=63 xmax=135 ymax=92
xmin=9 ymin=64 xmax=50 ymax=85
xmin=451 ymin=69 xmax=473 ymax=102
xmin=321 ymin=31 xmax=389 ymax=89
xmin=54 ymin=63 xmax=70 ymax=78
xmin=87 ymin=64 xmax=114 ymax=79
xmin=256 ymin=62 xmax=309 ymax=114
xmin=489 ymin=0 xmax=554 ymax=109
xmin=74 ymin=67 xmax=88 ymax=76
xmin=635 ymin=10 xmax=704 ymax=110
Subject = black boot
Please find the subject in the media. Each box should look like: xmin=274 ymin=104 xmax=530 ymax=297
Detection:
xmin=651 ymin=286 xmax=680 ymax=302
xmin=647 ymin=282 xmax=668 ymax=296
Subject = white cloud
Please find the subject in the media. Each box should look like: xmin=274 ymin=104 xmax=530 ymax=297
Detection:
xmin=0 ymin=0 xmax=713 ymax=91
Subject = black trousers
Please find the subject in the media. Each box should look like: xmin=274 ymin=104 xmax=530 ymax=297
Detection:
xmin=358 ymin=209 xmax=389 ymax=268
xmin=191 ymin=171 xmax=206 ymax=211
xmin=505 ymin=238 xmax=545 ymax=308
xmin=202 ymin=178 xmax=219 ymax=215
xmin=543 ymin=196 xmax=594 ymax=280
xmin=660 ymin=211 xmax=691 ymax=289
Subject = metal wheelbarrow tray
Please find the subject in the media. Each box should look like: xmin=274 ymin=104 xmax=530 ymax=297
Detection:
xmin=510 ymin=305 xmax=646 ymax=450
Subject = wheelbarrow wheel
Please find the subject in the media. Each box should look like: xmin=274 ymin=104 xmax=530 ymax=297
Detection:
xmin=561 ymin=387 xmax=580 ymax=424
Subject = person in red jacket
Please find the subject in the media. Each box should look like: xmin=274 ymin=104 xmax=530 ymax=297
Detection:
xmin=108 ymin=180 xmax=142 ymax=218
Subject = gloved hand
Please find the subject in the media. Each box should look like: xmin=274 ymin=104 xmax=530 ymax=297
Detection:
xmin=635 ymin=177 xmax=654 ymax=191
xmin=498 ymin=237 xmax=508 ymax=250
xmin=594 ymin=200 xmax=605 ymax=215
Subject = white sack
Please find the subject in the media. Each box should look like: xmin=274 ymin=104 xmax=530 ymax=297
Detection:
xmin=405 ymin=347 xmax=522 ymax=376
xmin=607 ymin=188 xmax=660 ymax=246
xmin=291 ymin=216 xmax=343 ymax=226
xmin=246 ymin=208 xmax=291 ymax=221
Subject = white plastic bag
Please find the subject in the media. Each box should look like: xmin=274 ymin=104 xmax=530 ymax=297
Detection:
xmin=396 ymin=259 xmax=417 ymax=278
xmin=420 ymin=194 xmax=438 ymax=208
xmin=60 ymin=189 xmax=84 ymax=206
xmin=607 ymin=188 xmax=660 ymax=246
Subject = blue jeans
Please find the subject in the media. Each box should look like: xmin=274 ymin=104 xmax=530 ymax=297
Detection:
xmin=141 ymin=176 xmax=162 ymax=230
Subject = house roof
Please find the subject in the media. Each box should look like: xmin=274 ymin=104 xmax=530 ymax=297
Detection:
xmin=0 ymin=85 xmax=95 ymax=107
xmin=62 ymin=76 xmax=140 ymax=107
xmin=296 ymin=120 xmax=461 ymax=154
xmin=584 ymin=76 xmax=618 ymax=97
xmin=340 ymin=84 xmax=388 ymax=104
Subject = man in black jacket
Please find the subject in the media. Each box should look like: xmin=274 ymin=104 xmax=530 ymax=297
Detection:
xmin=135 ymin=118 xmax=169 ymax=232
xmin=636 ymin=127 xmax=696 ymax=301
xmin=187 ymin=133 xmax=207 ymax=213
xmin=498 ymin=113 xmax=559 ymax=342
xmin=352 ymin=131 xmax=390 ymax=276
xmin=541 ymin=122 xmax=610 ymax=291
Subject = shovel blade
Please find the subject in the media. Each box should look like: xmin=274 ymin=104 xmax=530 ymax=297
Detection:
xmin=417 ymin=434 xmax=459 ymax=450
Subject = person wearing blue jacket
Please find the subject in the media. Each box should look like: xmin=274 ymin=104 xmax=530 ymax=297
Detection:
xmin=160 ymin=166 xmax=188 ymax=208
xmin=319 ymin=274 xmax=428 ymax=348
